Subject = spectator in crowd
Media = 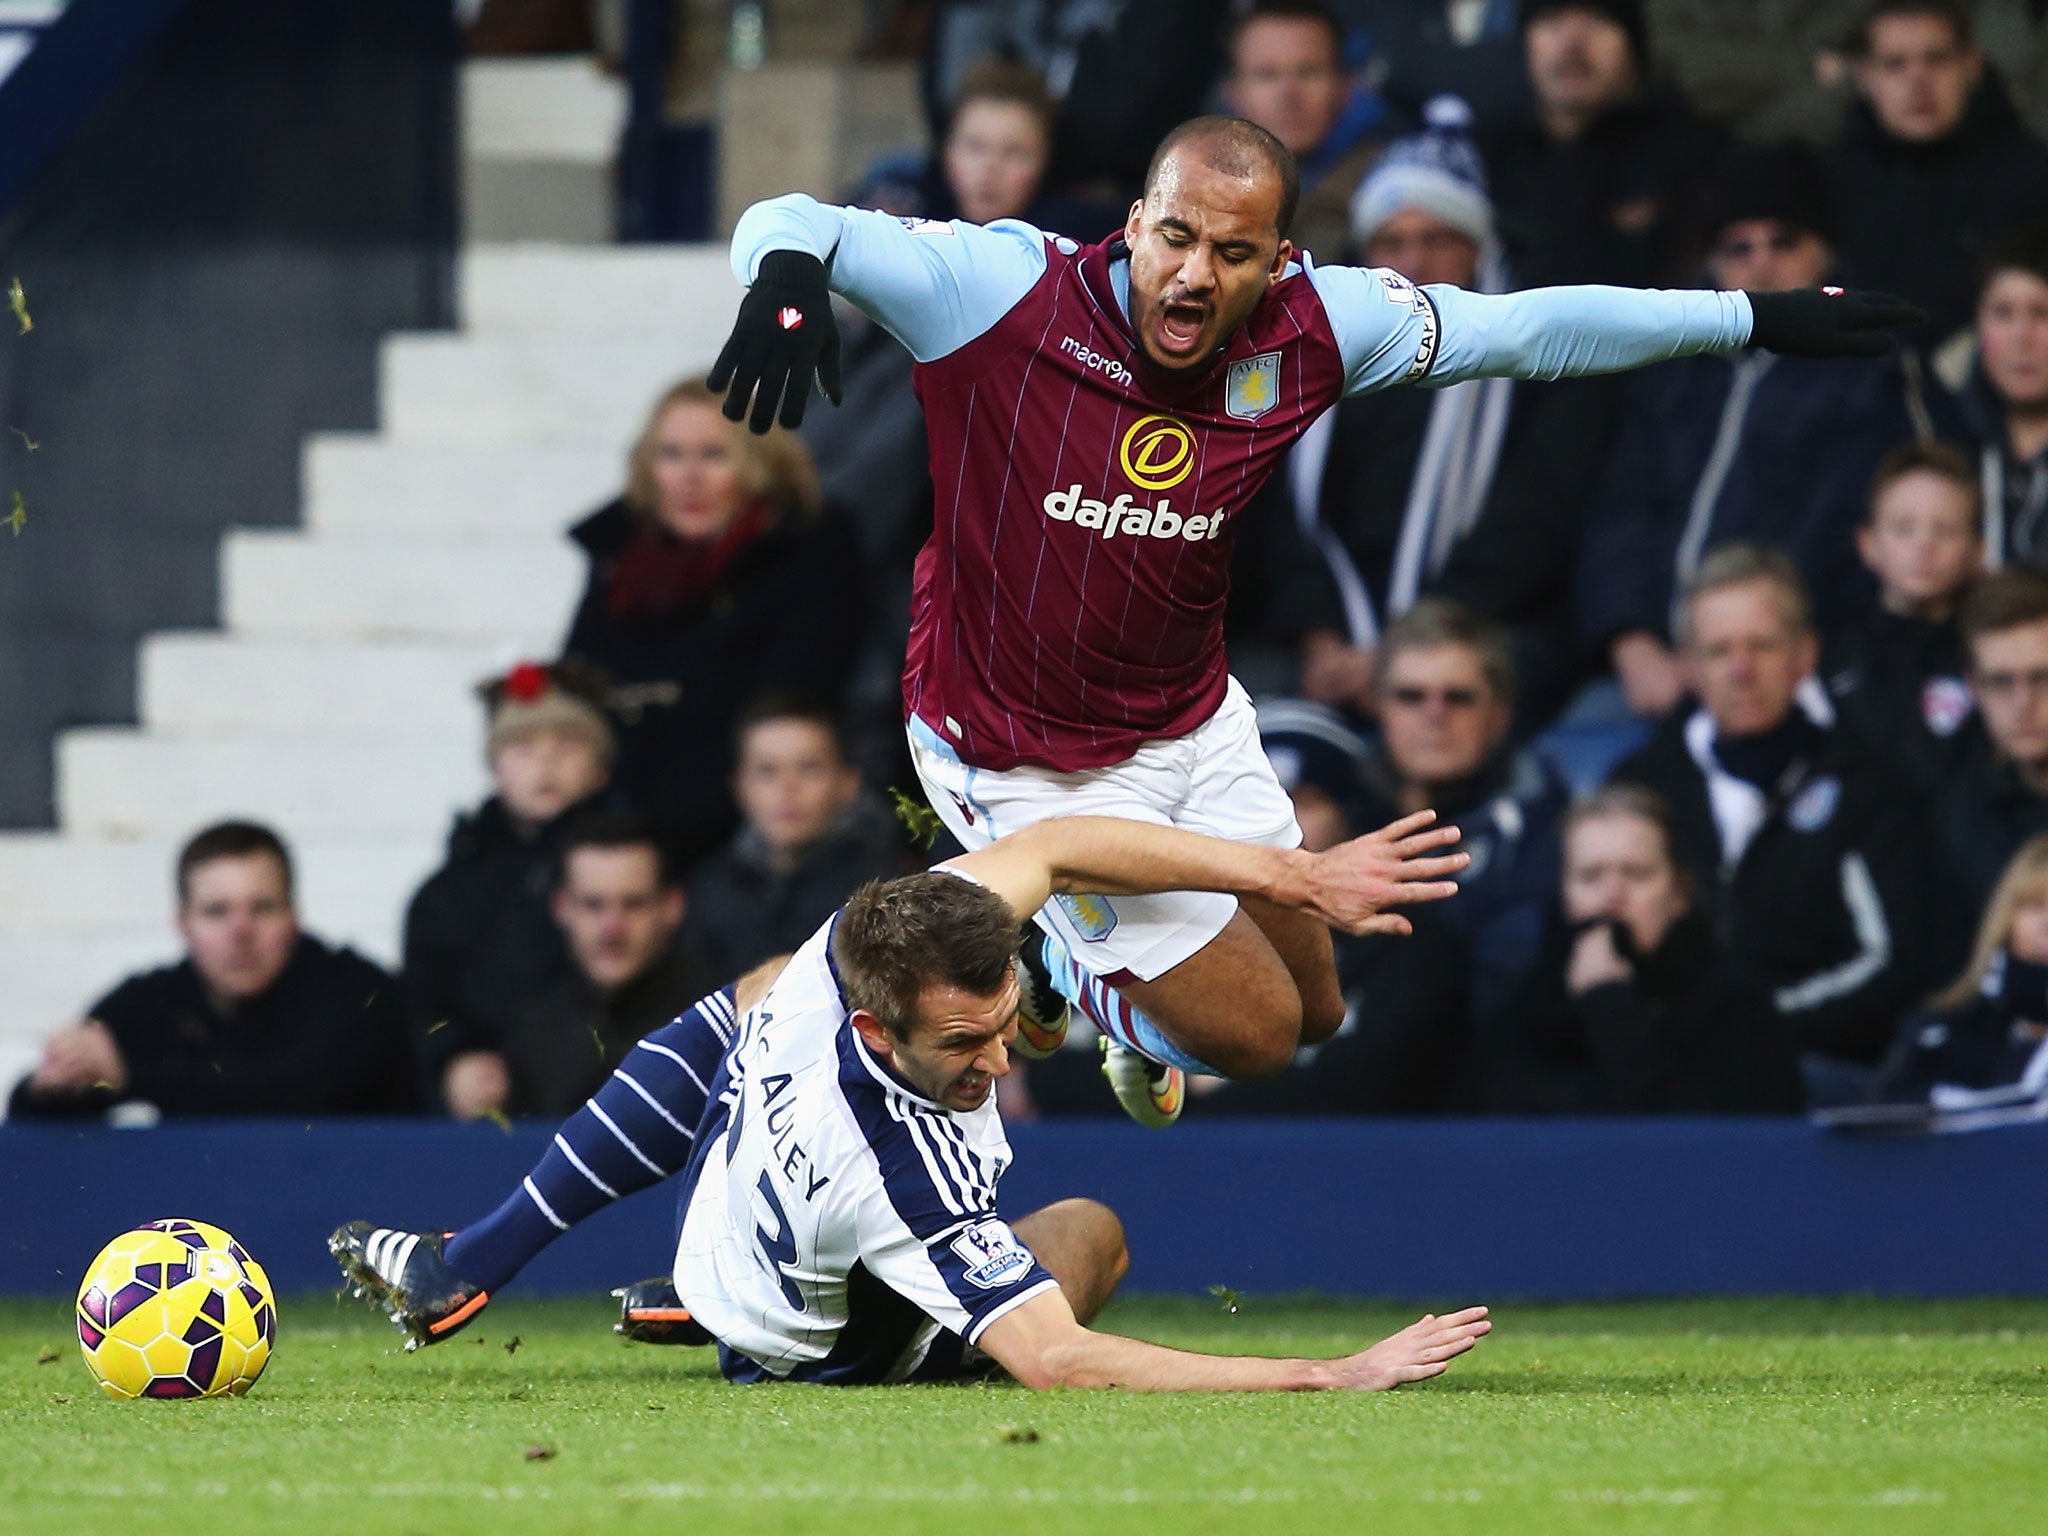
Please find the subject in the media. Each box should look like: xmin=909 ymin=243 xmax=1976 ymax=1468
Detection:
xmin=1609 ymin=545 xmax=1936 ymax=1100
xmin=1361 ymin=0 xmax=1532 ymax=133
xmin=1874 ymin=831 xmax=2048 ymax=1106
xmin=684 ymin=696 xmax=907 ymax=981
xmin=1190 ymin=698 xmax=1470 ymax=1116
xmin=563 ymin=378 xmax=862 ymax=864
xmin=1823 ymin=441 xmax=1985 ymax=789
xmin=1222 ymin=1 xmax=1385 ymax=261
xmin=1579 ymin=143 xmax=1931 ymax=719
xmin=1952 ymin=225 xmax=2048 ymax=565
xmin=8 ymin=822 xmax=410 ymax=1120
xmin=1250 ymin=99 xmax=1613 ymax=729
xmin=1937 ymin=568 xmax=2048 ymax=920
xmin=1475 ymin=784 xmax=1805 ymax=1113
xmin=486 ymin=815 xmax=707 ymax=1120
xmin=405 ymin=661 xmax=616 ymax=1120
xmin=1830 ymin=0 xmax=2048 ymax=345
xmin=1477 ymin=0 xmax=1723 ymax=288
xmin=1351 ymin=600 xmax=1569 ymax=1021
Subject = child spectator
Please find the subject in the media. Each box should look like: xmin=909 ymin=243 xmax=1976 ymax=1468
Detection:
xmin=1824 ymin=441 xmax=1985 ymax=789
xmin=1475 ymin=784 xmax=1804 ymax=1114
xmin=492 ymin=815 xmax=707 ymax=1119
xmin=683 ymin=696 xmax=906 ymax=981
xmin=1954 ymin=226 xmax=2048 ymax=566
xmin=404 ymin=661 xmax=615 ymax=1120
xmin=8 ymin=822 xmax=410 ymax=1120
xmin=563 ymin=378 xmax=862 ymax=864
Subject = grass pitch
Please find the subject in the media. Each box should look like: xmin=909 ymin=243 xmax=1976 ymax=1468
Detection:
xmin=3 ymin=1294 xmax=2046 ymax=1535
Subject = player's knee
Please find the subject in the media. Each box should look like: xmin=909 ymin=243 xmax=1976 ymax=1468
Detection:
xmin=1298 ymin=990 xmax=1345 ymax=1046
xmin=1205 ymin=1021 xmax=1299 ymax=1080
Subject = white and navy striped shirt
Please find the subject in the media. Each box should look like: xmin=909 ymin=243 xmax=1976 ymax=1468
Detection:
xmin=673 ymin=914 xmax=1056 ymax=1382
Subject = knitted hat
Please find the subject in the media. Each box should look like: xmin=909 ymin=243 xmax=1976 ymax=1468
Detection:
xmin=1257 ymin=699 xmax=1370 ymax=813
xmin=1519 ymin=0 xmax=1649 ymax=62
xmin=1350 ymin=96 xmax=1496 ymax=251
xmin=1695 ymin=143 xmax=1837 ymax=247
xmin=482 ymin=661 xmax=616 ymax=766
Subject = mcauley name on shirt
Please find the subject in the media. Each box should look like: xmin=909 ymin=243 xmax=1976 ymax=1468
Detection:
xmin=1039 ymin=486 xmax=1228 ymax=543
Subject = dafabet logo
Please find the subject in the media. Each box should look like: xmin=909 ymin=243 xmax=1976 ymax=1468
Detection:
xmin=1118 ymin=414 xmax=1196 ymax=492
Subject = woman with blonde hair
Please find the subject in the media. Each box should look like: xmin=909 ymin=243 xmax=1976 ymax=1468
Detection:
xmin=563 ymin=378 xmax=862 ymax=860
xmin=1873 ymin=835 xmax=2048 ymax=1104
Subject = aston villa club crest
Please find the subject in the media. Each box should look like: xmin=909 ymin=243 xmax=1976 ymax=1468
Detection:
xmin=1226 ymin=351 xmax=1282 ymax=420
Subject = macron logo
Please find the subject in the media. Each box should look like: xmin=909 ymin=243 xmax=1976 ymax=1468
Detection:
xmin=1059 ymin=335 xmax=1132 ymax=386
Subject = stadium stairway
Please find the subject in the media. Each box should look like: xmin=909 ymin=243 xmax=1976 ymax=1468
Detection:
xmin=0 ymin=58 xmax=745 ymax=1098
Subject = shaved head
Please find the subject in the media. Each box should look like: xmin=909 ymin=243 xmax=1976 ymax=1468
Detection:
xmin=1143 ymin=116 xmax=1300 ymax=239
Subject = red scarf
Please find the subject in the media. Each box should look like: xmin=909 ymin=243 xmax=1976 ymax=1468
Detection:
xmin=604 ymin=501 xmax=774 ymax=622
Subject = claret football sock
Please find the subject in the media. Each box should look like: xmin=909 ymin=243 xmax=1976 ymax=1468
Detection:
xmin=442 ymin=986 xmax=738 ymax=1293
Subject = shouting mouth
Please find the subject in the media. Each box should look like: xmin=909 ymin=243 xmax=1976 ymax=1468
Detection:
xmin=1155 ymin=299 xmax=1210 ymax=358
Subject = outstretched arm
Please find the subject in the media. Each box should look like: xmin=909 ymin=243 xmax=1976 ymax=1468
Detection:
xmin=947 ymin=810 xmax=1468 ymax=937
xmin=978 ymin=1288 xmax=1491 ymax=1392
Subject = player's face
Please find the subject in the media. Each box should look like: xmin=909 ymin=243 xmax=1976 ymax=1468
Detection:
xmin=1977 ymin=269 xmax=2048 ymax=410
xmin=1682 ymin=580 xmax=1817 ymax=739
xmin=1363 ymin=209 xmax=1480 ymax=290
xmin=1856 ymin=471 xmax=1981 ymax=611
xmin=1226 ymin=16 xmax=1347 ymax=159
xmin=734 ymin=719 xmax=859 ymax=858
xmin=1971 ymin=619 xmax=2048 ymax=771
xmin=1524 ymin=8 xmax=1637 ymax=121
xmin=887 ymin=971 xmax=1022 ymax=1112
xmin=1856 ymin=14 xmax=1979 ymax=144
xmin=1124 ymin=151 xmax=1291 ymax=372
xmin=554 ymin=845 xmax=684 ymax=992
xmin=1378 ymin=643 xmax=1512 ymax=790
xmin=492 ymin=726 xmax=609 ymax=832
xmin=177 ymin=853 xmax=299 ymax=1007
xmin=1705 ymin=218 xmax=1831 ymax=295
xmin=1562 ymin=811 xmax=1689 ymax=956
xmin=649 ymin=401 xmax=747 ymax=540
xmin=944 ymin=99 xmax=1049 ymax=226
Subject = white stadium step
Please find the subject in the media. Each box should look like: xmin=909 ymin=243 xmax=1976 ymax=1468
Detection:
xmin=462 ymin=57 xmax=627 ymax=163
xmin=221 ymin=531 xmax=583 ymax=642
xmin=0 ymin=927 xmax=185 ymax=1094
xmin=140 ymin=634 xmax=526 ymax=733
xmin=58 ymin=730 xmax=489 ymax=842
xmin=380 ymin=334 xmax=729 ymax=446
xmin=302 ymin=434 xmax=620 ymax=537
xmin=459 ymin=244 xmax=741 ymax=342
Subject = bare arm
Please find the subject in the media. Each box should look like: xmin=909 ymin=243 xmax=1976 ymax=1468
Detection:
xmin=977 ymin=1289 xmax=1491 ymax=1392
xmin=947 ymin=810 xmax=1468 ymax=938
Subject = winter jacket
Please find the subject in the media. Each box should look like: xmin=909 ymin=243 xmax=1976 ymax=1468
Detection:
xmin=1576 ymin=349 xmax=1925 ymax=649
xmin=562 ymin=498 xmax=864 ymax=863
xmin=1935 ymin=742 xmax=2048 ymax=926
xmin=401 ymin=791 xmax=601 ymax=1094
xmin=1951 ymin=365 xmax=2048 ymax=569
xmin=1474 ymin=908 xmax=1805 ymax=1113
xmin=9 ymin=935 xmax=412 ymax=1119
xmin=1822 ymin=608 xmax=1979 ymax=792
xmin=1610 ymin=706 xmax=1937 ymax=1065
xmin=1829 ymin=74 xmax=2048 ymax=343
xmin=685 ymin=802 xmax=909 ymax=981
xmin=499 ymin=947 xmax=714 ymax=1118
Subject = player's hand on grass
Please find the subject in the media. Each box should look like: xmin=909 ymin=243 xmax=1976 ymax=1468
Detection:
xmin=1744 ymin=287 xmax=1924 ymax=357
xmin=709 ymin=249 xmax=844 ymax=433
xmin=1299 ymin=809 xmax=1468 ymax=936
xmin=1316 ymin=1306 xmax=1492 ymax=1391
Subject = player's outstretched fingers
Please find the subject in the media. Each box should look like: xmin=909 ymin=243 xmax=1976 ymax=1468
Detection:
xmin=1391 ymin=825 xmax=1463 ymax=859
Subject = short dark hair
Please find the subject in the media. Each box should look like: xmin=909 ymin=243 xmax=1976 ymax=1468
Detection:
xmin=1961 ymin=568 xmax=2048 ymax=648
xmin=1143 ymin=115 xmax=1301 ymax=240
xmin=735 ymin=691 xmax=851 ymax=762
xmin=950 ymin=60 xmax=1058 ymax=147
xmin=1855 ymin=0 xmax=1973 ymax=54
xmin=176 ymin=821 xmax=293 ymax=906
xmin=1674 ymin=543 xmax=1814 ymax=648
xmin=559 ymin=811 xmax=676 ymax=888
xmin=1865 ymin=440 xmax=1980 ymax=527
xmin=1375 ymin=596 xmax=1516 ymax=703
xmin=1976 ymin=222 xmax=2048 ymax=297
xmin=833 ymin=872 xmax=1018 ymax=1041
xmin=1227 ymin=1 xmax=1344 ymax=67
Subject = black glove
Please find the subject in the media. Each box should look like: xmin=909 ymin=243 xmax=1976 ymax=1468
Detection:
xmin=1743 ymin=287 xmax=1925 ymax=358
xmin=707 ymin=250 xmax=843 ymax=433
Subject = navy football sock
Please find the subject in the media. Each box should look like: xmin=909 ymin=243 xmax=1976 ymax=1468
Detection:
xmin=443 ymin=986 xmax=738 ymax=1293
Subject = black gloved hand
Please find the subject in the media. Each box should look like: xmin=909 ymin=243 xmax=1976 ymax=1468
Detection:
xmin=708 ymin=249 xmax=843 ymax=433
xmin=1743 ymin=287 xmax=1925 ymax=358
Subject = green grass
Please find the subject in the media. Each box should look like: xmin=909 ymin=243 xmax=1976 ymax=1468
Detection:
xmin=4 ymin=1295 xmax=2047 ymax=1534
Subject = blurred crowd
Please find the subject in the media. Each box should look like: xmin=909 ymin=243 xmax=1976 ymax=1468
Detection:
xmin=15 ymin=0 xmax=2048 ymax=1125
